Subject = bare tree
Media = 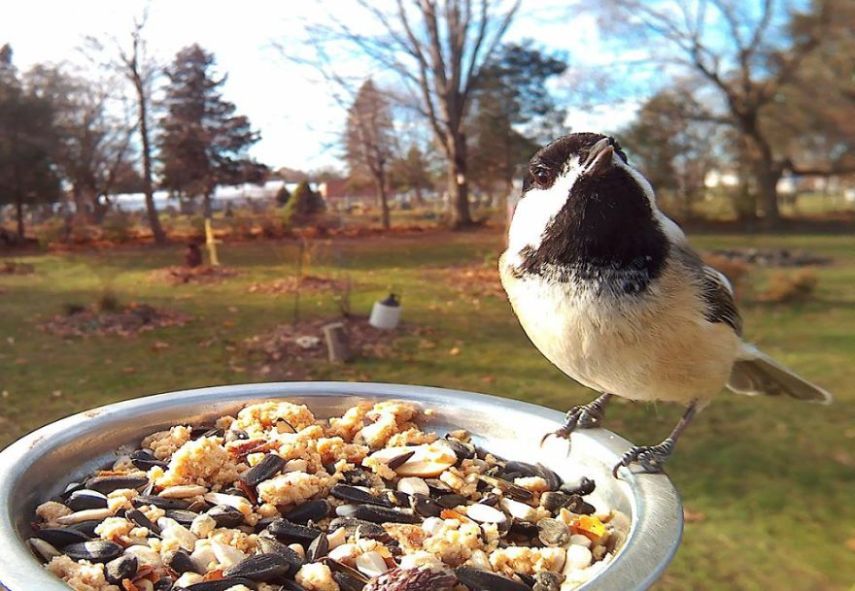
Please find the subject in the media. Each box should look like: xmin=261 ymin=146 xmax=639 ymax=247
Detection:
xmin=117 ymin=15 xmax=167 ymax=243
xmin=83 ymin=12 xmax=167 ymax=242
xmin=307 ymin=0 xmax=519 ymax=228
xmin=25 ymin=65 xmax=136 ymax=224
xmin=598 ymin=0 xmax=840 ymax=224
xmin=345 ymin=79 xmax=398 ymax=229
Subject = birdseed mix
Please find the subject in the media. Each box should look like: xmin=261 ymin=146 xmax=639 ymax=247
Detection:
xmin=29 ymin=400 xmax=626 ymax=591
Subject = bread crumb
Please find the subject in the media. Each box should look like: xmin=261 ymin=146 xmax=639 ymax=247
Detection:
xmin=36 ymin=501 xmax=72 ymax=526
xmin=141 ymin=426 xmax=192 ymax=460
xmin=257 ymin=472 xmax=330 ymax=507
xmin=155 ymin=437 xmax=240 ymax=487
xmin=295 ymin=562 xmax=340 ymax=591
xmin=45 ymin=555 xmax=120 ymax=591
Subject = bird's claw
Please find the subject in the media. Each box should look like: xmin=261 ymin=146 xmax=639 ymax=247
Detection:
xmin=612 ymin=439 xmax=676 ymax=478
xmin=540 ymin=402 xmax=607 ymax=450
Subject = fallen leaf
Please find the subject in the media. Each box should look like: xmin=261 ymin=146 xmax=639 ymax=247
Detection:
xmin=151 ymin=341 xmax=170 ymax=352
xmin=51 ymin=390 xmax=62 ymax=398
xmin=449 ymin=347 xmax=461 ymax=356
xmin=122 ymin=367 xmax=136 ymax=374
xmin=846 ymin=538 xmax=855 ymax=552
xmin=832 ymin=451 xmax=854 ymax=468
xmin=683 ymin=507 xmax=706 ymax=523
xmin=481 ymin=375 xmax=496 ymax=384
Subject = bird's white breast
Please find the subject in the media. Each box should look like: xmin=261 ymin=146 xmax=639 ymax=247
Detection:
xmin=499 ymin=252 xmax=741 ymax=404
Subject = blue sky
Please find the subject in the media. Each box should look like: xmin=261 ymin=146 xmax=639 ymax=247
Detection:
xmin=1 ymin=0 xmax=643 ymax=171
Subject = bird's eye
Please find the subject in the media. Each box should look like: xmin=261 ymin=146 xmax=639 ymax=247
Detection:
xmin=531 ymin=165 xmax=553 ymax=188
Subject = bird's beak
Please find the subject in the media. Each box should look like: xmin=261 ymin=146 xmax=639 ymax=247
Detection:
xmin=584 ymin=138 xmax=615 ymax=176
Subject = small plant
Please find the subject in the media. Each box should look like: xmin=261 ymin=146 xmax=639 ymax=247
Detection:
xmin=62 ymin=302 xmax=86 ymax=316
xmin=96 ymin=290 xmax=121 ymax=313
xmin=759 ymin=269 xmax=818 ymax=303
xmin=333 ymin=274 xmax=353 ymax=318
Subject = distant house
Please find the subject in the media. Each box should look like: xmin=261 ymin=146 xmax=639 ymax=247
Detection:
xmin=704 ymin=170 xmax=740 ymax=189
xmin=109 ymin=180 xmax=318 ymax=213
xmin=704 ymin=169 xmax=845 ymax=196
xmin=318 ymin=179 xmax=377 ymax=209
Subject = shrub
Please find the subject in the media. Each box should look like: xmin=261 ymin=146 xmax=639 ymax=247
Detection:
xmin=223 ymin=209 xmax=255 ymax=239
xmin=62 ymin=302 xmax=86 ymax=316
xmin=188 ymin=214 xmax=206 ymax=237
xmin=760 ymin=269 xmax=818 ymax=304
xmin=285 ymin=181 xmax=326 ymax=225
xmin=36 ymin=217 xmax=69 ymax=247
xmin=101 ymin=211 xmax=133 ymax=242
xmin=276 ymin=185 xmax=291 ymax=206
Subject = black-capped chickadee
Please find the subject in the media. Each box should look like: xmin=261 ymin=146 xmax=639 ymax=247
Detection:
xmin=499 ymin=132 xmax=832 ymax=476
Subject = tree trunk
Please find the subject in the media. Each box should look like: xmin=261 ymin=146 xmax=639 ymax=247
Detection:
xmin=203 ymin=191 xmax=213 ymax=219
xmin=15 ymin=194 xmax=25 ymax=238
xmin=72 ymin=185 xmax=90 ymax=224
xmin=136 ymin=79 xmax=167 ymax=244
xmin=740 ymin=119 xmax=781 ymax=225
xmin=754 ymin=162 xmax=782 ymax=225
xmin=447 ymin=132 xmax=473 ymax=228
xmin=376 ymin=175 xmax=390 ymax=230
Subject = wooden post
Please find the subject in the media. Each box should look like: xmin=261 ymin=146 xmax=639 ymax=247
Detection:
xmin=323 ymin=322 xmax=352 ymax=363
xmin=205 ymin=218 xmax=220 ymax=266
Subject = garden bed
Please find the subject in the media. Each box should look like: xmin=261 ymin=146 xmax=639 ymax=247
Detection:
xmin=41 ymin=303 xmax=190 ymax=338
xmin=243 ymin=315 xmax=429 ymax=377
xmin=247 ymin=274 xmax=349 ymax=295
xmin=149 ymin=265 xmax=239 ymax=285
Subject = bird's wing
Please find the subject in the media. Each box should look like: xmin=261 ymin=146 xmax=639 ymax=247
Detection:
xmin=728 ymin=343 xmax=833 ymax=404
xmin=698 ymin=264 xmax=743 ymax=335
xmin=673 ymin=245 xmax=743 ymax=335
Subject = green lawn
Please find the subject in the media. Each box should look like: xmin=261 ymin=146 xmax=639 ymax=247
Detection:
xmin=1 ymin=228 xmax=853 ymax=590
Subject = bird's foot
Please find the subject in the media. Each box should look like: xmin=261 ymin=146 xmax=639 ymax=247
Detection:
xmin=541 ymin=394 xmax=612 ymax=446
xmin=612 ymin=438 xmax=676 ymax=477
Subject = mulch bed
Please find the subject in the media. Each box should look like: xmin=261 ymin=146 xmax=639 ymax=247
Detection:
xmin=150 ymin=265 xmax=239 ymax=285
xmin=706 ymin=248 xmax=832 ymax=267
xmin=247 ymin=275 xmax=349 ymax=295
xmin=423 ymin=264 xmax=505 ymax=298
xmin=1 ymin=261 xmax=36 ymax=275
xmin=41 ymin=304 xmax=190 ymax=338
xmin=243 ymin=316 xmax=431 ymax=377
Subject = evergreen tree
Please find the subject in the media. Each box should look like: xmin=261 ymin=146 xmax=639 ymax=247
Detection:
xmin=285 ymin=181 xmax=325 ymax=224
xmin=0 ymin=45 xmax=61 ymax=238
xmin=159 ymin=44 xmax=266 ymax=218
xmin=390 ymin=146 xmax=434 ymax=204
xmin=468 ymin=42 xmax=567 ymax=198
xmin=275 ymin=184 xmax=291 ymax=206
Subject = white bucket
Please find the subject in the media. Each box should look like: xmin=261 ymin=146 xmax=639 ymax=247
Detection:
xmin=369 ymin=297 xmax=401 ymax=330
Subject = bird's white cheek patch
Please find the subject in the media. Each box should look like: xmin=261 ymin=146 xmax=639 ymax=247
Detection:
xmin=508 ymin=166 xmax=580 ymax=261
xmin=615 ymin=157 xmax=687 ymax=244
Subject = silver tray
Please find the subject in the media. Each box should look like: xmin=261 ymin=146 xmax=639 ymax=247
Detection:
xmin=0 ymin=382 xmax=683 ymax=590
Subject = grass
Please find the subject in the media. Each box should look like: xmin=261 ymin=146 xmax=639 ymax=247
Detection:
xmin=1 ymin=228 xmax=853 ymax=590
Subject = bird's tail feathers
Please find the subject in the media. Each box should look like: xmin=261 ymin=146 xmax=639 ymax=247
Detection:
xmin=727 ymin=343 xmax=832 ymax=404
